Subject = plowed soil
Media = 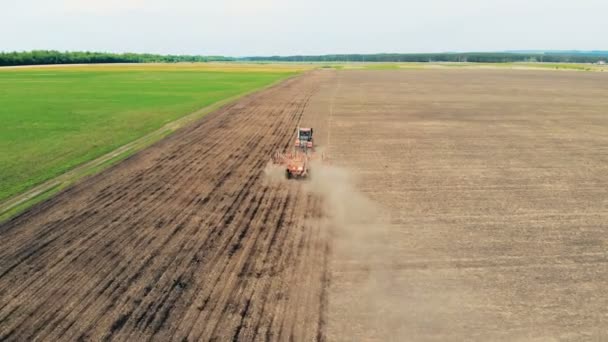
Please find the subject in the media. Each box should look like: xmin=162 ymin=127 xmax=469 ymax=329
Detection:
xmin=0 ymin=71 xmax=331 ymax=341
xmin=2 ymin=68 xmax=608 ymax=341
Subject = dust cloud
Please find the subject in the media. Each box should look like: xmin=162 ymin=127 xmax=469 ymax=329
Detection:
xmin=263 ymin=162 xmax=287 ymax=184
xmin=262 ymin=159 xmax=479 ymax=339
xmin=302 ymin=161 xmax=480 ymax=340
xmin=303 ymin=161 xmax=408 ymax=338
xmin=304 ymin=161 xmax=388 ymax=253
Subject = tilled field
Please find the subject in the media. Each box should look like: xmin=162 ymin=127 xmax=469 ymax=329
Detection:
xmin=2 ymin=68 xmax=608 ymax=342
xmin=0 ymin=71 xmax=331 ymax=341
xmin=319 ymin=69 xmax=608 ymax=341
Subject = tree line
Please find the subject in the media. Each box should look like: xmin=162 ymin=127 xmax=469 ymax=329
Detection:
xmin=1 ymin=50 xmax=606 ymax=67
xmin=0 ymin=50 xmax=234 ymax=66
xmin=244 ymin=52 xmax=608 ymax=64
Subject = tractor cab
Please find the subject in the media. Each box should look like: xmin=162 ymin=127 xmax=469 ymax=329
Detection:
xmin=295 ymin=127 xmax=314 ymax=150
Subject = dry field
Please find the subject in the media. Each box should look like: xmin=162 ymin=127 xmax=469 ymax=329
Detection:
xmin=316 ymin=69 xmax=608 ymax=341
xmin=1 ymin=68 xmax=607 ymax=341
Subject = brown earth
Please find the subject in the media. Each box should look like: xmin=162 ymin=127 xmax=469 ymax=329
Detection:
xmin=316 ymin=69 xmax=608 ymax=341
xmin=1 ymin=68 xmax=608 ymax=341
xmin=0 ymin=71 xmax=331 ymax=341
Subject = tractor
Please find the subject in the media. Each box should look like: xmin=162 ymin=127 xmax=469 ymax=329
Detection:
xmin=272 ymin=127 xmax=322 ymax=179
xmin=295 ymin=127 xmax=314 ymax=151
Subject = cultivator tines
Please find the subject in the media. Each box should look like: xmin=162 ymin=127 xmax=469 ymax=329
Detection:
xmin=272 ymin=151 xmax=285 ymax=165
xmin=271 ymin=127 xmax=328 ymax=179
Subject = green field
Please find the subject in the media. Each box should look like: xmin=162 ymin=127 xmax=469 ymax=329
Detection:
xmin=0 ymin=64 xmax=305 ymax=202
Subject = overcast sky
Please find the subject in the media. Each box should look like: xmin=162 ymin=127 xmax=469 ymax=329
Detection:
xmin=1 ymin=0 xmax=606 ymax=56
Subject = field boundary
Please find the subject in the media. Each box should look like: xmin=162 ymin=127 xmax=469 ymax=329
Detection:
xmin=0 ymin=73 xmax=300 ymax=222
xmin=327 ymin=62 xmax=607 ymax=72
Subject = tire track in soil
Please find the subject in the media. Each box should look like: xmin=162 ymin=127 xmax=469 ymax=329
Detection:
xmin=154 ymin=101 xmax=312 ymax=340
xmin=119 ymin=95 xmax=302 ymax=340
xmin=50 ymin=99 xmax=302 ymax=342
xmin=181 ymin=95 xmax=314 ymax=341
xmin=0 ymin=70 xmax=334 ymax=341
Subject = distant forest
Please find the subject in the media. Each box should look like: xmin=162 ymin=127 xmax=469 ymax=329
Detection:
xmin=244 ymin=51 xmax=608 ymax=63
xmin=0 ymin=51 xmax=234 ymax=66
xmin=1 ymin=50 xmax=607 ymax=67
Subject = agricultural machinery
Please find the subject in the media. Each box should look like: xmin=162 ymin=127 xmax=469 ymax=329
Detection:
xmin=272 ymin=150 xmax=310 ymax=179
xmin=272 ymin=127 xmax=323 ymax=179
xmin=295 ymin=127 xmax=314 ymax=151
